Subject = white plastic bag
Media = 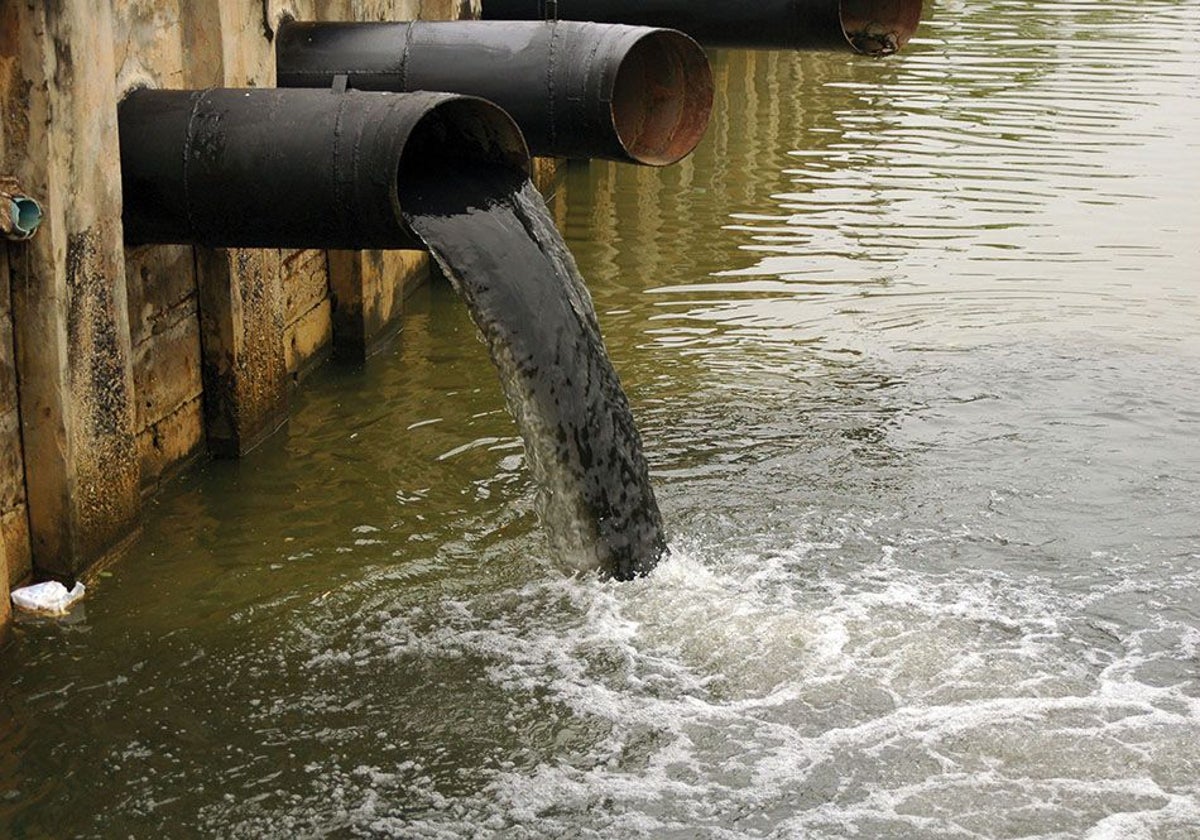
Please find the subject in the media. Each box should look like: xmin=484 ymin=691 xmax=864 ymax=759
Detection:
xmin=10 ymin=581 xmax=86 ymax=616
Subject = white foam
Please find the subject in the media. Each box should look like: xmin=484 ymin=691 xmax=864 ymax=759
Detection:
xmin=214 ymin=534 xmax=1200 ymax=838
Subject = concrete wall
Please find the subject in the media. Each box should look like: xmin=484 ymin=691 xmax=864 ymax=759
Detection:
xmin=1 ymin=535 xmax=8 ymax=637
xmin=0 ymin=0 xmax=486 ymax=628
xmin=0 ymin=242 xmax=27 ymax=595
xmin=2 ymin=1 xmax=142 ymax=588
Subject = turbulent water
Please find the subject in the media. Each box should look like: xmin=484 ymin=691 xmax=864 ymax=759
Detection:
xmin=400 ymin=165 xmax=666 ymax=579
xmin=3 ymin=1 xmax=1199 ymax=837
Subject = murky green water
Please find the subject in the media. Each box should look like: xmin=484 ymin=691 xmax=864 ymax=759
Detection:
xmin=4 ymin=2 xmax=1199 ymax=836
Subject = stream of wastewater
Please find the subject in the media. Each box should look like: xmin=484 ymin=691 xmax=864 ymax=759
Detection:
xmin=400 ymin=165 xmax=666 ymax=580
xmin=3 ymin=1 xmax=1199 ymax=836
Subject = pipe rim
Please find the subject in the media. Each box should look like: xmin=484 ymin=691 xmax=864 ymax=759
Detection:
xmin=13 ymin=197 xmax=43 ymax=238
xmin=4 ymin=196 xmax=43 ymax=241
xmin=609 ymin=29 xmax=714 ymax=167
xmin=839 ymin=0 xmax=924 ymax=56
xmin=394 ymin=94 xmax=531 ymax=223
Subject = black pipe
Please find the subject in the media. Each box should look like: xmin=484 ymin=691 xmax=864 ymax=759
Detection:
xmin=118 ymin=88 xmax=529 ymax=249
xmin=276 ymin=20 xmax=713 ymax=166
xmin=481 ymin=0 xmax=924 ymax=54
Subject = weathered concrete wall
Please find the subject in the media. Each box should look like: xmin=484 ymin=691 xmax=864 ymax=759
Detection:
xmin=0 ymin=242 xmax=29 ymax=590
xmin=0 ymin=0 xmax=481 ymax=631
xmin=125 ymin=245 xmax=204 ymax=492
xmin=2 ymin=1 xmax=142 ymax=583
xmin=0 ymin=534 xmax=9 ymax=636
xmin=0 ymin=0 xmax=559 ymax=639
xmin=283 ymin=249 xmax=333 ymax=380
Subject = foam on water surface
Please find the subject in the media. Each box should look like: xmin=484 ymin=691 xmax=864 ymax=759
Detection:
xmin=196 ymin=530 xmax=1200 ymax=838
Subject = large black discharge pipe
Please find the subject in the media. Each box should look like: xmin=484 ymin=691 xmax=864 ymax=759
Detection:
xmin=276 ymin=20 xmax=713 ymax=166
xmin=118 ymin=88 xmax=528 ymax=249
xmin=481 ymin=0 xmax=924 ymax=55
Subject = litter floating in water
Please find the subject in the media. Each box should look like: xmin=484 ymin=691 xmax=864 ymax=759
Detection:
xmin=10 ymin=581 xmax=86 ymax=616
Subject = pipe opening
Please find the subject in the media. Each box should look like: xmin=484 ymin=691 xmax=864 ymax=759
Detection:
xmin=13 ymin=197 xmax=43 ymax=237
xmin=840 ymin=0 xmax=924 ymax=56
xmin=611 ymin=30 xmax=714 ymax=167
xmin=397 ymin=97 xmax=531 ymax=201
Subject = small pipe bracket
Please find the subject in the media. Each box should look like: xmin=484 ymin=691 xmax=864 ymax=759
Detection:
xmin=331 ymin=74 xmax=349 ymax=94
xmin=0 ymin=176 xmax=43 ymax=242
xmin=544 ymin=0 xmax=558 ymax=22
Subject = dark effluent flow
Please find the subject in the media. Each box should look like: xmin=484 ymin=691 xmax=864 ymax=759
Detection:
xmin=400 ymin=165 xmax=666 ymax=579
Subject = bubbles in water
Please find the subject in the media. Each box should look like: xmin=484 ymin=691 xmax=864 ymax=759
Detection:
xmin=204 ymin=532 xmax=1200 ymax=838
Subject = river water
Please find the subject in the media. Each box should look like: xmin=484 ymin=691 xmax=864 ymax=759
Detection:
xmin=3 ymin=1 xmax=1199 ymax=836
